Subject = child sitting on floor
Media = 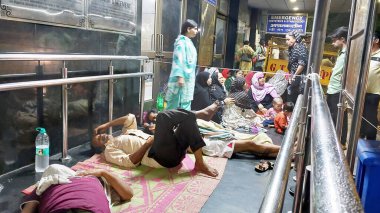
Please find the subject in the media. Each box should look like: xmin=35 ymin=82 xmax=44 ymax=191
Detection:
xmin=263 ymin=97 xmax=283 ymax=127
xmin=274 ymin=102 xmax=294 ymax=134
xmin=142 ymin=108 xmax=157 ymax=134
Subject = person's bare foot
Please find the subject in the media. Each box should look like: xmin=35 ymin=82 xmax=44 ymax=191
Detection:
xmin=194 ymin=102 xmax=219 ymax=121
xmin=194 ymin=162 xmax=219 ymax=177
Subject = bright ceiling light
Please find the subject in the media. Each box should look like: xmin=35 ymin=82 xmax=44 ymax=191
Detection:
xmin=293 ymin=7 xmax=299 ymax=11
xmin=290 ymin=0 xmax=296 ymax=2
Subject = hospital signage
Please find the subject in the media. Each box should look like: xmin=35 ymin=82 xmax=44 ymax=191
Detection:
xmin=266 ymin=14 xmax=308 ymax=35
xmin=205 ymin=0 xmax=217 ymax=6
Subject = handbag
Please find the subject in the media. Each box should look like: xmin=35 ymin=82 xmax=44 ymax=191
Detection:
xmin=252 ymin=55 xmax=258 ymax=64
xmin=241 ymin=53 xmax=252 ymax=62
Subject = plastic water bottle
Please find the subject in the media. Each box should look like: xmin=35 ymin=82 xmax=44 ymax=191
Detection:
xmin=35 ymin=127 xmax=49 ymax=172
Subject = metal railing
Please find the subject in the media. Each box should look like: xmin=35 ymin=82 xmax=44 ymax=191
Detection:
xmin=310 ymin=73 xmax=363 ymax=212
xmin=259 ymin=95 xmax=303 ymax=213
xmin=0 ymin=54 xmax=151 ymax=161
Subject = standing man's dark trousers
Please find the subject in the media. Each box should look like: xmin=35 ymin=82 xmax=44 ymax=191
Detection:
xmin=148 ymin=109 xmax=205 ymax=168
xmin=326 ymin=92 xmax=348 ymax=146
xmin=360 ymin=93 xmax=380 ymax=140
xmin=287 ymin=76 xmax=304 ymax=104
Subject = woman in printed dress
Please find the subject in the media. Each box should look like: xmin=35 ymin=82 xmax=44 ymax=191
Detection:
xmin=165 ymin=19 xmax=198 ymax=110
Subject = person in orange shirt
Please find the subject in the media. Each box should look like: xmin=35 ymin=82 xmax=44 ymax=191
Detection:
xmin=274 ymin=102 xmax=294 ymax=134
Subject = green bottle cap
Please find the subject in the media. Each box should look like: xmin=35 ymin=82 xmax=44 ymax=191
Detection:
xmin=36 ymin=127 xmax=46 ymax=134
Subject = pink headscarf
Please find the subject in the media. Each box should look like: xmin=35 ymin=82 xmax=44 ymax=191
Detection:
xmin=250 ymin=72 xmax=279 ymax=102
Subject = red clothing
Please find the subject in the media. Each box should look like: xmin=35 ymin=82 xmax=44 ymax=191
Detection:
xmin=274 ymin=112 xmax=288 ymax=134
xmin=21 ymin=176 xmax=110 ymax=213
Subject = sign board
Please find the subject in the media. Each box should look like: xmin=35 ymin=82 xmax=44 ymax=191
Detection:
xmin=0 ymin=0 xmax=137 ymax=35
xmin=0 ymin=0 xmax=85 ymax=27
xmin=266 ymin=14 xmax=308 ymax=35
xmin=265 ymin=58 xmax=332 ymax=86
xmin=88 ymin=0 xmax=137 ymax=34
xmin=205 ymin=0 xmax=217 ymax=6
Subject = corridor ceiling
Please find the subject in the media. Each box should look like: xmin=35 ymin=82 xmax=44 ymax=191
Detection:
xmin=248 ymin=0 xmax=351 ymax=13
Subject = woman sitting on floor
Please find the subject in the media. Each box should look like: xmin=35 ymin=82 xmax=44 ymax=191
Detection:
xmin=222 ymin=77 xmax=264 ymax=131
xmin=191 ymin=71 xmax=213 ymax=111
xmin=248 ymin=72 xmax=280 ymax=114
xmin=208 ymin=70 xmax=235 ymax=123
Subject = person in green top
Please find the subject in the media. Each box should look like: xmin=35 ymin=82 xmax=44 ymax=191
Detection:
xmin=224 ymin=69 xmax=243 ymax=93
xmin=326 ymin=26 xmax=348 ymax=148
xmin=165 ymin=19 xmax=198 ymax=110
xmin=254 ymin=39 xmax=266 ymax=71
xmin=236 ymin=40 xmax=256 ymax=74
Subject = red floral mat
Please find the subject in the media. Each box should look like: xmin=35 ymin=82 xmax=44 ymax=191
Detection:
xmin=66 ymin=154 xmax=227 ymax=213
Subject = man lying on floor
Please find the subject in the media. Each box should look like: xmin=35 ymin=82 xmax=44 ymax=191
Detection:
xmin=92 ymin=104 xmax=280 ymax=177
xmin=93 ymin=103 xmax=220 ymax=177
xmin=21 ymin=164 xmax=132 ymax=213
xmin=197 ymin=119 xmax=280 ymax=158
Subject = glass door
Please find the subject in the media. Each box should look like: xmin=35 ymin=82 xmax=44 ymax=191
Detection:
xmin=141 ymin=0 xmax=184 ymax=101
xmin=213 ymin=16 xmax=227 ymax=67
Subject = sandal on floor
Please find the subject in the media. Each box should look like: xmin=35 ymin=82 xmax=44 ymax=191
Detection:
xmin=255 ymin=160 xmax=274 ymax=173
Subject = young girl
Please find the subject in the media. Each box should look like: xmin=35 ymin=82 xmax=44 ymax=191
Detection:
xmin=263 ymin=97 xmax=283 ymax=127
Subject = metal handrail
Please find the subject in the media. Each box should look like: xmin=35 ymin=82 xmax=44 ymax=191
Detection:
xmin=259 ymin=95 xmax=303 ymax=213
xmin=0 ymin=54 xmax=150 ymax=162
xmin=0 ymin=72 xmax=152 ymax=92
xmin=0 ymin=54 xmax=148 ymax=61
xmin=293 ymin=0 xmax=331 ymax=211
xmin=310 ymin=73 xmax=363 ymax=212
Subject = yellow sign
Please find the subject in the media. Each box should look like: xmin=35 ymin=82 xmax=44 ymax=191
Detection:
xmin=319 ymin=66 xmax=332 ymax=86
xmin=265 ymin=59 xmax=332 ymax=86
xmin=265 ymin=58 xmax=289 ymax=73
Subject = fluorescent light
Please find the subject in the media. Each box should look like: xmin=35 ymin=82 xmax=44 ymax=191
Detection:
xmin=293 ymin=7 xmax=299 ymax=10
xmin=290 ymin=0 xmax=296 ymax=2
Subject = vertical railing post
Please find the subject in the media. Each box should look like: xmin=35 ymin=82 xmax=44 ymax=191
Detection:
xmin=139 ymin=60 xmax=146 ymax=125
xmin=60 ymin=61 xmax=71 ymax=162
xmin=108 ymin=61 xmax=114 ymax=135
xmin=36 ymin=61 xmax=44 ymax=127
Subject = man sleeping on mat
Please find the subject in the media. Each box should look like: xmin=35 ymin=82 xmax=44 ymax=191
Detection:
xmin=92 ymin=103 xmax=280 ymax=178
xmin=20 ymin=164 xmax=133 ymax=213
xmin=92 ymin=102 xmax=221 ymax=177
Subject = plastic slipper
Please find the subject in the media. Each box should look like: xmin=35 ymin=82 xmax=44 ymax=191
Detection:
xmin=255 ymin=161 xmax=274 ymax=173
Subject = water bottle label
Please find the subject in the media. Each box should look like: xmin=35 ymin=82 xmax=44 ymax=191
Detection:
xmin=36 ymin=147 xmax=49 ymax=156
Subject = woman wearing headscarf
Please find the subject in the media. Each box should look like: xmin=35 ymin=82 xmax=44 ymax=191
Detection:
xmin=222 ymin=77 xmax=264 ymax=130
xmin=191 ymin=71 xmax=212 ymax=111
xmin=165 ymin=19 xmax=198 ymax=110
xmin=285 ymin=31 xmax=309 ymax=104
xmin=209 ymin=71 xmax=234 ymax=123
xmin=248 ymin=72 xmax=280 ymax=114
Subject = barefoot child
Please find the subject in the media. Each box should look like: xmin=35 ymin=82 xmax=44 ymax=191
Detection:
xmin=263 ymin=97 xmax=283 ymax=127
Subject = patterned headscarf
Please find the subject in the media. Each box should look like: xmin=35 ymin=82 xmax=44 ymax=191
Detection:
xmin=229 ymin=77 xmax=251 ymax=109
xmin=287 ymin=30 xmax=303 ymax=43
xmin=250 ymin=72 xmax=278 ymax=102
xmin=230 ymin=76 xmax=245 ymax=93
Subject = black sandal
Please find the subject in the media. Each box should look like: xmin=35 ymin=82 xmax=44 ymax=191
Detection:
xmin=255 ymin=160 xmax=274 ymax=173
